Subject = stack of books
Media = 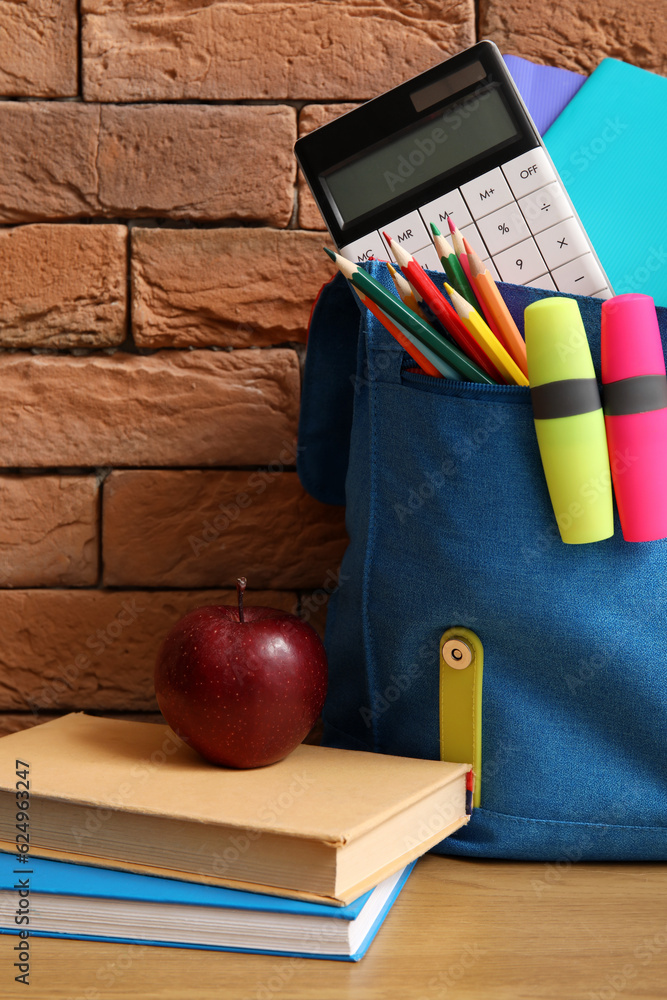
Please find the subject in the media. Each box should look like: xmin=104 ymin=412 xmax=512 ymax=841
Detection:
xmin=0 ymin=714 xmax=471 ymax=961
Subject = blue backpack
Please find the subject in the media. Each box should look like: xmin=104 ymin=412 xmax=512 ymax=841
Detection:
xmin=298 ymin=263 xmax=667 ymax=861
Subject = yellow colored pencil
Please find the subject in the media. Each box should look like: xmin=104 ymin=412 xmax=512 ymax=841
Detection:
xmin=444 ymin=283 xmax=529 ymax=387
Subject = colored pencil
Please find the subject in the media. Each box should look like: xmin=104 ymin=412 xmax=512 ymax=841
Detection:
xmin=447 ymin=217 xmax=473 ymax=283
xmin=384 ymin=236 xmax=502 ymax=383
xmin=387 ymin=262 xmax=426 ymax=320
xmin=364 ymin=299 xmax=461 ymax=380
xmin=467 ymin=248 xmax=529 ymax=378
xmin=324 ymin=248 xmax=494 ymax=384
xmin=430 ymin=222 xmax=482 ymax=313
xmin=324 ymin=249 xmax=443 ymax=377
xmin=445 ymin=283 xmax=529 ymax=387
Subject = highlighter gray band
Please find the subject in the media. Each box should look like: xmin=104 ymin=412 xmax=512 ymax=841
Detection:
xmin=603 ymin=374 xmax=667 ymax=416
xmin=530 ymin=378 xmax=601 ymax=420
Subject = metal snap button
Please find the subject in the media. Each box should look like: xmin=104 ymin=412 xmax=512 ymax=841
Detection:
xmin=442 ymin=637 xmax=473 ymax=669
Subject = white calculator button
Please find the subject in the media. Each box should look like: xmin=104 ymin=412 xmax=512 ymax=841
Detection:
xmin=459 ymin=223 xmax=488 ymax=261
xmin=419 ymin=189 xmax=472 ymax=232
xmin=535 ymin=218 xmax=590 ymax=271
xmin=593 ymin=287 xmax=613 ymax=300
xmin=502 ymin=147 xmax=557 ymax=199
xmin=518 ymin=181 xmax=573 ymax=235
xmin=412 ymin=243 xmax=443 ymax=272
xmin=459 ymin=167 xmax=514 ymax=220
xmin=494 ymin=237 xmax=547 ymax=285
xmin=482 ymin=257 xmax=500 ymax=281
xmin=551 ymin=254 xmax=607 ymax=297
xmin=476 ymin=202 xmax=531 ymax=256
xmin=381 ymin=211 xmax=431 ymax=257
xmin=339 ymin=232 xmax=389 ymax=265
xmin=529 ymin=273 xmax=557 ymax=292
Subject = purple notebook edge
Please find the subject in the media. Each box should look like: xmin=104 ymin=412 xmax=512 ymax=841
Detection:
xmin=503 ymin=53 xmax=587 ymax=135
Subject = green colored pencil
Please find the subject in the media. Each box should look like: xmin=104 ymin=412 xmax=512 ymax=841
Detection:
xmin=324 ymin=248 xmax=493 ymax=384
xmin=430 ymin=222 xmax=483 ymax=314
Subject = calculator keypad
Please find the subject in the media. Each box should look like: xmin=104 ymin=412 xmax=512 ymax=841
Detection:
xmin=459 ymin=167 xmax=514 ymax=219
xmin=419 ymin=189 xmax=472 ymax=231
xmin=380 ymin=210 xmax=431 ymax=258
xmin=535 ymin=217 xmax=591 ymax=271
xmin=494 ymin=237 xmax=549 ymax=285
xmin=340 ymin=145 xmax=610 ymax=299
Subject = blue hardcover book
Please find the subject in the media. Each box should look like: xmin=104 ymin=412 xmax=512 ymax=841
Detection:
xmin=0 ymin=853 xmax=415 ymax=961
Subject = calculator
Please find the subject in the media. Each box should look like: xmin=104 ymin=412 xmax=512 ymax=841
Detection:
xmin=295 ymin=40 xmax=612 ymax=299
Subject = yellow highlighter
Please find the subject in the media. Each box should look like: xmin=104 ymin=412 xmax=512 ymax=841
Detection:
xmin=445 ymin=284 xmax=529 ymax=386
xmin=524 ymin=297 xmax=614 ymax=544
xmin=439 ymin=628 xmax=484 ymax=809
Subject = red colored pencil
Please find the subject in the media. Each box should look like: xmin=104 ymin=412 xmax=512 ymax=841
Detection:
xmin=384 ymin=234 xmax=504 ymax=382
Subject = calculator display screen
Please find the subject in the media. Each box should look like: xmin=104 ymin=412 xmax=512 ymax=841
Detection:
xmin=321 ymin=85 xmax=519 ymax=226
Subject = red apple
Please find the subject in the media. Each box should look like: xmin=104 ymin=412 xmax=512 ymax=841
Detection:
xmin=154 ymin=578 xmax=328 ymax=768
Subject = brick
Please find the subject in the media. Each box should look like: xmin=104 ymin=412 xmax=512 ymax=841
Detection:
xmin=480 ymin=0 xmax=667 ymax=75
xmin=0 ymin=350 xmax=299 ymax=467
xmin=102 ymin=470 xmax=348 ymax=589
xmin=0 ymin=225 xmax=127 ymax=348
xmin=0 ymin=476 xmax=98 ymax=587
xmin=0 ymin=590 xmax=299 ymax=712
xmin=82 ymin=1 xmax=476 ymax=102
xmin=0 ymin=0 xmax=77 ymax=97
xmin=132 ymin=228 xmax=331 ymax=348
xmin=298 ymin=104 xmax=361 ymax=230
xmin=0 ymin=104 xmax=100 ymax=222
xmin=0 ymin=104 xmax=296 ymax=224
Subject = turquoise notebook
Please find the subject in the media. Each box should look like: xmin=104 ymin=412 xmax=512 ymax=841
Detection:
xmin=0 ymin=852 xmax=414 ymax=961
xmin=544 ymin=58 xmax=667 ymax=304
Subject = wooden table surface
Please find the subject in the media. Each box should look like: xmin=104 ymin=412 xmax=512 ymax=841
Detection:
xmin=14 ymin=854 xmax=666 ymax=1000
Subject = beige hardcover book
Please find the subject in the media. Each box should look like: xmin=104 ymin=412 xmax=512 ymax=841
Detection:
xmin=0 ymin=713 xmax=470 ymax=905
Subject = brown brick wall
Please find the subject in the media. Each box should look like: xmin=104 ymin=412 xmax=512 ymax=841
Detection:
xmin=1 ymin=1 xmax=663 ymax=733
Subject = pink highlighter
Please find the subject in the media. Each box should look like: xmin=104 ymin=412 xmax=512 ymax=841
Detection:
xmin=601 ymin=293 xmax=667 ymax=542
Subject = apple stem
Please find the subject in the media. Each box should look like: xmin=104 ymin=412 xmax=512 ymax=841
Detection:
xmin=236 ymin=577 xmax=247 ymax=623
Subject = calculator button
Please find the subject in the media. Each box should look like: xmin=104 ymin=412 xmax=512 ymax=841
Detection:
xmin=551 ymin=254 xmax=607 ymax=297
xmin=419 ymin=189 xmax=472 ymax=232
xmin=482 ymin=257 xmax=500 ymax=281
xmin=459 ymin=167 xmax=514 ymax=220
xmin=592 ymin=287 xmax=613 ymax=300
xmin=493 ymin=237 xmax=548 ymax=285
xmin=381 ymin=211 xmax=431 ymax=257
xmin=529 ymin=273 xmax=557 ymax=292
xmin=501 ymin=147 xmax=557 ymax=199
xmin=476 ymin=202 xmax=531 ymax=256
xmin=412 ymin=243 xmax=443 ymax=272
xmin=459 ymin=223 xmax=488 ymax=261
xmin=339 ymin=232 xmax=389 ymax=265
xmin=518 ymin=181 xmax=573 ymax=235
xmin=535 ymin=218 xmax=590 ymax=271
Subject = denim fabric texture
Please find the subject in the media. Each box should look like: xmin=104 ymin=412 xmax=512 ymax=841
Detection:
xmin=299 ymin=263 xmax=667 ymax=860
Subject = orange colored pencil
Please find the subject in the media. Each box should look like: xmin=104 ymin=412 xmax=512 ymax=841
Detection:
xmin=363 ymin=296 xmax=443 ymax=377
xmin=467 ymin=247 xmax=528 ymax=378
xmin=387 ymin=262 xmax=427 ymax=320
